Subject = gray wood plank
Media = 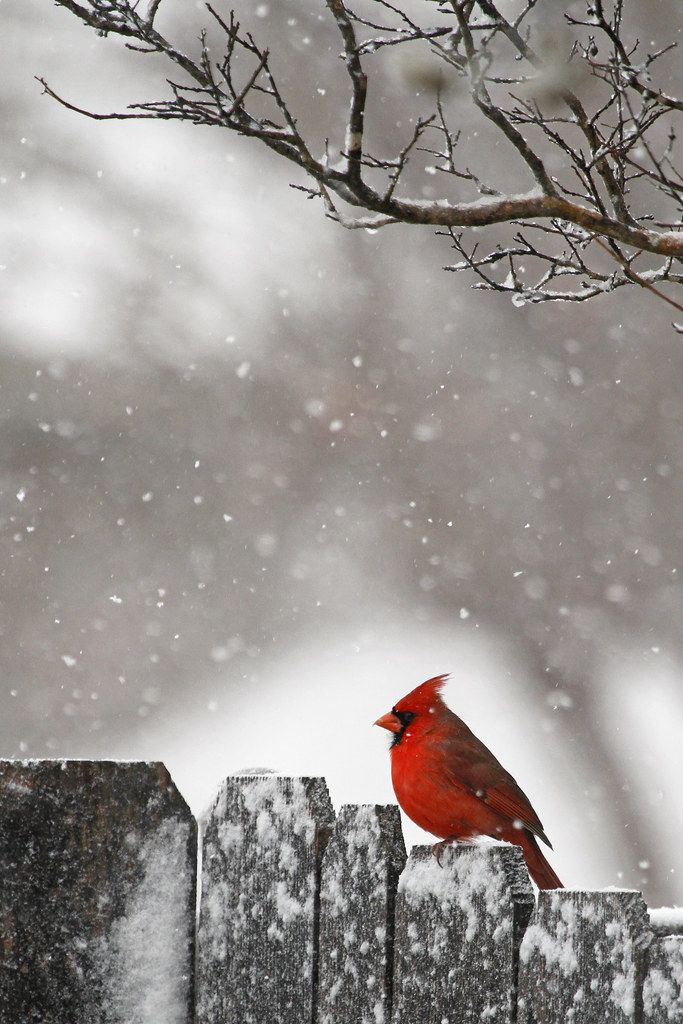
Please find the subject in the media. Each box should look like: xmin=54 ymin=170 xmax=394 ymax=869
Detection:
xmin=0 ymin=758 xmax=196 ymax=1024
xmin=518 ymin=889 xmax=652 ymax=1024
xmin=392 ymin=842 xmax=535 ymax=1024
xmin=643 ymin=935 xmax=683 ymax=1024
xmin=317 ymin=803 xmax=406 ymax=1024
xmin=196 ymin=773 xmax=334 ymax=1024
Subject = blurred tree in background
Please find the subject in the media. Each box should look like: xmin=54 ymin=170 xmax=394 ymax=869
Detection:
xmin=1 ymin=0 xmax=681 ymax=900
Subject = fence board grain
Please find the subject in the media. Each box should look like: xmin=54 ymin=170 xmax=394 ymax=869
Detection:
xmin=643 ymin=935 xmax=683 ymax=1024
xmin=0 ymin=759 xmax=196 ymax=1024
xmin=196 ymin=773 xmax=334 ymax=1024
xmin=317 ymin=803 xmax=406 ymax=1024
xmin=518 ymin=889 xmax=653 ymax=1024
xmin=392 ymin=842 xmax=535 ymax=1024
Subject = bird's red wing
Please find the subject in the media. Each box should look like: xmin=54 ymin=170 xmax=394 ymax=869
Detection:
xmin=479 ymin=783 xmax=552 ymax=848
xmin=434 ymin=730 xmax=552 ymax=847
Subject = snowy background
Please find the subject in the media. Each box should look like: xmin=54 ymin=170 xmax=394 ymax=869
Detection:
xmin=2 ymin=0 xmax=682 ymax=903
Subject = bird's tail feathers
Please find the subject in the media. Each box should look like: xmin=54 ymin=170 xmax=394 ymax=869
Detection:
xmin=522 ymin=831 xmax=564 ymax=889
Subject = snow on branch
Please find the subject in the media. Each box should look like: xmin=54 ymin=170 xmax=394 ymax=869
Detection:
xmin=43 ymin=0 xmax=683 ymax=313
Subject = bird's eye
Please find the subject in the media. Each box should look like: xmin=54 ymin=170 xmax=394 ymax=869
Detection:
xmin=395 ymin=709 xmax=415 ymax=727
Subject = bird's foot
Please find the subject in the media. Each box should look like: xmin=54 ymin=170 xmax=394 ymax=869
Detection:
xmin=432 ymin=837 xmax=457 ymax=868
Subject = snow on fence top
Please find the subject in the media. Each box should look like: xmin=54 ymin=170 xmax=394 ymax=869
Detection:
xmin=0 ymin=762 xmax=681 ymax=1024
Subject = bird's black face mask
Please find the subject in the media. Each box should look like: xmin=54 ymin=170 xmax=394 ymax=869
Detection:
xmin=391 ymin=708 xmax=416 ymax=748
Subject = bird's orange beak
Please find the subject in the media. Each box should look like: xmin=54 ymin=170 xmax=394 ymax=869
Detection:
xmin=374 ymin=711 xmax=402 ymax=733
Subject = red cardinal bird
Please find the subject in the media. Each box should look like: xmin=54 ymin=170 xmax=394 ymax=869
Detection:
xmin=375 ymin=674 xmax=563 ymax=889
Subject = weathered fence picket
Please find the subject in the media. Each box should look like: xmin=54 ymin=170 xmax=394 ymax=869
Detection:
xmin=317 ymin=803 xmax=406 ymax=1024
xmin=196 ymin=773 xmax=334 ymax=1024
xmin=1 ymin=761 xmax=681 ymax=1023
xmin=643 ymin=935 xmax=683 ymax=1023
xmin=392 ymin=842 xmax=535 ymax=1024
xmin=518 ymin=889 xmax=653 ymax=1024
xmin=0 ymin=759 xmax=196 ymax=1024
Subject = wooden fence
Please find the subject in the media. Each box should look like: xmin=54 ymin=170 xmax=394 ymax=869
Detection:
xmin=0 ymin=760 xmax=681 ymax=1023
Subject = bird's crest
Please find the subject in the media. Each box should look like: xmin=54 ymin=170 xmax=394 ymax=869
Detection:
xmin=394 ymin=673 xmax=450 ymax=713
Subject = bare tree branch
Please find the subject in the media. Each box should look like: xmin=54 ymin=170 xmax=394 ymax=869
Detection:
xmin=43 ymin=0 xmax=683 ymax=312
xmin=325 ymin=0 xmax=368 ymax=189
